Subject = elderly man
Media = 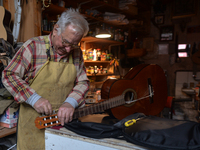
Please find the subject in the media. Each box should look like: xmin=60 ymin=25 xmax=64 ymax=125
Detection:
xmin=2 ymin=8 xmax=89 ymax=150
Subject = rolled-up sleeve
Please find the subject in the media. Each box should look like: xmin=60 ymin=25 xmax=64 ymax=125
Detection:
xmin=67 ymin=49 xmax=89 ymax=108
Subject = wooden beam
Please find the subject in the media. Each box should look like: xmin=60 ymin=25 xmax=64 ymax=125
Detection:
xmin=3 ymin=0 xmax=9 ymax=10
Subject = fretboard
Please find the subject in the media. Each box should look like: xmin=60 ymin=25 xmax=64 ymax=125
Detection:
xmin=73 ymin=94 xmax=125 ymax=119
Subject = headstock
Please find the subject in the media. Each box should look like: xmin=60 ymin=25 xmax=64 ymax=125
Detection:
xmin=35 ymin=114 xmax=60 ymax=129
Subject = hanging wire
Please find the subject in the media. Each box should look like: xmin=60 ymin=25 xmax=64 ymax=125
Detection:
xmin=125 ymin=91 xmax=154 ymax=104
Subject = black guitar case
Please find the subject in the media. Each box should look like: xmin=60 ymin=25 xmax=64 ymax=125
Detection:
xmin=65 ymin=113 xmax=200 ymax=150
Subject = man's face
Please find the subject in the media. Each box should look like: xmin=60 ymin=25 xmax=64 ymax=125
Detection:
xmin=52 ymin=24 xmax=82 ymax=57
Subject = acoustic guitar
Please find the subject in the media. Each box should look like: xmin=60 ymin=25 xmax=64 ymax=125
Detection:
xmin=0 ymin=6 xmax=14 ymax=46
xmin=35 ymin=64 xmax=168 ymax=129
xmin=101 ymin=64 xmax=168 ymax=120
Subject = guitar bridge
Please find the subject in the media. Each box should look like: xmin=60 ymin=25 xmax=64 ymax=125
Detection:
xmin=148 ymin=78 xmax=154 ymax=104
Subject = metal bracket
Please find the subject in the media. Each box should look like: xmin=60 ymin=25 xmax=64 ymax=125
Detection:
xmin=42 ymin=0 xmax=51 ymax=10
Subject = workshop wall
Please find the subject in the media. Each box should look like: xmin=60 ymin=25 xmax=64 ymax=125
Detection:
xmin=4 ymin=0 xmax=42 ymax=42
xmin=141 ymin=0 xmax=200 ymax=97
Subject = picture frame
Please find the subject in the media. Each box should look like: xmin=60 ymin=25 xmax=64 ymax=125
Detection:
xmin=154 ymin=15 xmax=164 ymax=25
xmin=160 ymin=26 xmax=174 ymax=41
xmin=172 ymin=0 xmax=197 ymax=19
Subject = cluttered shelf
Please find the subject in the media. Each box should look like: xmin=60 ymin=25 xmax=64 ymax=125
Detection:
xmin=84 ymin=60 xmax=110 ymax=63
xmin=44 ymin=0 xmax=138 ymax=19
xmin=42 ymin=0 xmax=138 ymax=31
xmin=40 ymin=32 xmax=125 ymax=45
xmin=81 ymin=36 xmax=125 ymax=44
xmin=87 ymin=73 xmax=114 ymax=76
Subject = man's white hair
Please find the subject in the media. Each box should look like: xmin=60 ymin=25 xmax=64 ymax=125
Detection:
xmin=56 ymin=8 xmax=89 ymax=37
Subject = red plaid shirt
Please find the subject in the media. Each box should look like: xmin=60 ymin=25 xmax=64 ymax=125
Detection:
xmin=2 ymin=34 xmax=89 ymax=107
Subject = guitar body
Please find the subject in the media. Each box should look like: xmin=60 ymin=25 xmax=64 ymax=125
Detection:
xmin=101 ymin=64 xmax=168 ymax=120
xmin=0 ymin=6 xmax=13 ymax=46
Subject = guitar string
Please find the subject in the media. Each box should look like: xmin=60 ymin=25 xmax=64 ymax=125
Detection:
xmin=40 ymin=92 xmax=154 ymax=127
xmin=125 ymin=91 xmax=154 ymax=104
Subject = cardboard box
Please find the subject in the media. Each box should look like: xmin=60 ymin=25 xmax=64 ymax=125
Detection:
xmin=0 ymin=102 xmax=19 ymax=128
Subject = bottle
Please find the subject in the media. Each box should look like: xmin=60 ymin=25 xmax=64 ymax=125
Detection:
xmin=100 ymin=66 xmax=103 ymax=74
xmin=90 ymin=66 xmax=94 ymax=74
xmin=42 ymin=16 xmax=48 ymax=31
xmin=118 ymin=29 xmax=122 ymax=42
xmin=114 ymin=29 xmax=119 ymax=41
xmin=94 ymin=66 xmax=98 ymax=74
xmin=88 ymin=51 xmax=93 ymax=60
xmin=120 ymin=29 xmax=124 ymax=42
xmin=93 ymin=49 xmax=97 ymax=61
xmin=106 ymin=50 xmax=110 ymax=61
xmin=101 ymin=51 xmax=106 ymax=61
xmin=97 ymin=49 xmax=101 ymax=61
xmin=110 ymin=27 xmax=114 ymax=40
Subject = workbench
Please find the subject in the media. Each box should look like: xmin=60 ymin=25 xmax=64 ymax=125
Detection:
xmin=45 ymin=127 xmax=148 ymax=150
xmin=0 ymin=126 xmax=16 ymax=138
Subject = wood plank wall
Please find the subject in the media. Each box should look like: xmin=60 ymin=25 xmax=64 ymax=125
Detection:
xmin=3 ymin=0 xmax=42 ymax=43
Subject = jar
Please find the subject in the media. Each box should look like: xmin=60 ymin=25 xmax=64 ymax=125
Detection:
xmin=88 ymin=51 xmax=93 ymax=60
xmin=100 ymin=66 xmax=103 ymax=74
xmin=94 ymin=66 xmax=98 ymax=74
xmin=103 ymin=68 xmax=107 ymax=74
xmin=101 ymin=52 xmax=106 ymax=61
xmin=87 ymin=66 xmax=91 ymax=74
xmin=83 ymin=54 xmax=87 ymax=60
xmin=90 ymin=66 xmax=94 ymax=74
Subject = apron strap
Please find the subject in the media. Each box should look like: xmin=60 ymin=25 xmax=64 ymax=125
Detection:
xmin=43 ymin=35 xmax=73 ymax=63
xmin=43 ymin=36 xmax=51 ymax=61
xmin=69 ymin=54 xmax=73 ymax=64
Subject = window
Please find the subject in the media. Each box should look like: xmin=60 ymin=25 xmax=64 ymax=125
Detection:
xmin=178 ymin=44 xmax=190 ymax=57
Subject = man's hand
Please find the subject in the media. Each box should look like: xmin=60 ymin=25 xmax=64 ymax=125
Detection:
xmin=33 ymin=98 xmax=52 ymax=115
xmin=57 ymin=102 xmax=75 ymax=126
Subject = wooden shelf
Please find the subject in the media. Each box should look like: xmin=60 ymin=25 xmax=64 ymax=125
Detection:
xmin=81 ymin=36 xmax=124 ymax=44
xmin=42 ymin=1 xmax=138 ymax=27
xmin=87 ymin=73 xmax=113 ymax=76
xmin=43 ymin=2 xmax=66 ymax=14
xmin=84 ymin=60 xmax=110 ymax=63
xmin=67 ymin=0 xmax=137 ymax=19
xmin=41 ymin=33 xmax=125 ymax=45
xmin=42 ymin=30 xmax=51 ymax=35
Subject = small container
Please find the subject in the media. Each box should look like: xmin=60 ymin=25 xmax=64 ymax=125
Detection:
xmin=88 ymin=51 xmax=93 ymax=60
xmin=101 ymin=52 xmax=106 ymax=61
xmin=94 ymin=66 xmax=98 ymax=74
xmin=100 ymin=66 xmax=103 ymax=74
xmin=103 ymin=68 xmax=107 ymax=74
xmin=97 ymin=49 xmax=101 ymax=61
xmin=90 ymin=66 xmax=94 ymax=74
xmin=87 ymin=66 xmax=91 ymax=74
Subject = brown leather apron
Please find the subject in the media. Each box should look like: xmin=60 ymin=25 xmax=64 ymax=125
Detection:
xmin=17 ymin=36 xmax=76 ymax=150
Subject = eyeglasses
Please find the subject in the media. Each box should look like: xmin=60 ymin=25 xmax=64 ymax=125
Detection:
xmin=61 ymin=35 xmax=80 ymax=49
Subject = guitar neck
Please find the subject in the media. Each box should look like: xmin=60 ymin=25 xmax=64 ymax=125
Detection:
xmin=35 ymin=94 xmax=125 ymax=129
xmin=73 ymin=94 xmax=125 ymax=119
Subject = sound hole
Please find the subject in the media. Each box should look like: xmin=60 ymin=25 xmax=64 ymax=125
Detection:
xmin=123 ymin=89 xmax=137 ymax=107
xmin=125 ymin=92 xmax=134 ymax=102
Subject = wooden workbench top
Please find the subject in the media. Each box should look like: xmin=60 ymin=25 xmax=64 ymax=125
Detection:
xmin=0 ymin=126 xmax=16 ymax=138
